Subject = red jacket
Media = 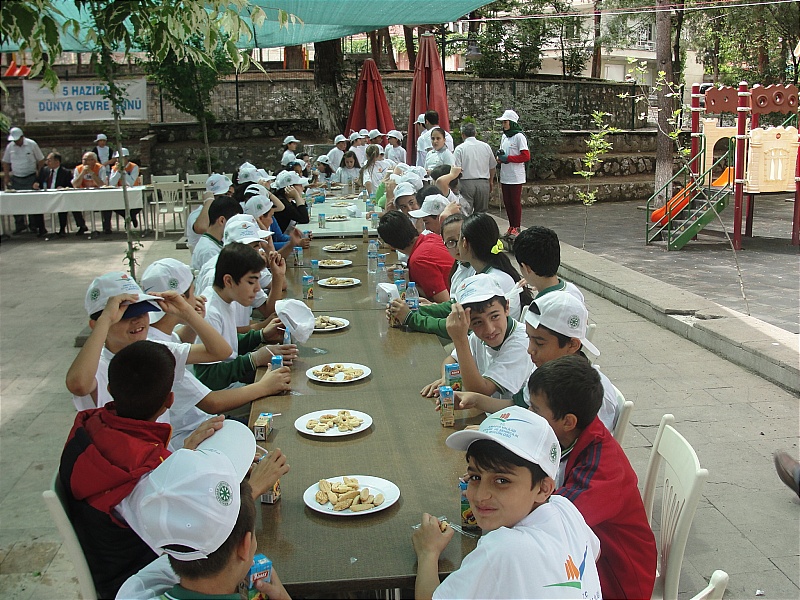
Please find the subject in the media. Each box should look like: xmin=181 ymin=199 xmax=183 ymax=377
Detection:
xmin=557 ymin=417 xmax=657 ymax=599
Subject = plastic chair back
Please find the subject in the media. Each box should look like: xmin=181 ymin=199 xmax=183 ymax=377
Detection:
xmin=42 ymin=471 xmax=98 ymax=599
xmin=689 ymin=570 xmax=729 ymax=600
xmin=186 ymin=173 xmax=209 ymax=184
xmin=151 ymin=174 xmax=180 ymax=184
xmin=642 ymin=414 xmax=709 ymax=600
xmin=153 ymin=182 xmax=186 ymax=213
xmin=611 ymin=384 xmax=634 ymax=444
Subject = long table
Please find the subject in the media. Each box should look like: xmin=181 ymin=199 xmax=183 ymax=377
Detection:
xmin=303 ymin=192 xmax=379 ymax=238
xmin=249 ymin=243 xmax=481 ymax=596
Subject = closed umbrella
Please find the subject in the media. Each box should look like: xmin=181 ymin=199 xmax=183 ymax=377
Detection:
xmin=345 ymin=59 xmax=396 ymax=146
xmin=407 ymin=33 xmax=451 ymax=166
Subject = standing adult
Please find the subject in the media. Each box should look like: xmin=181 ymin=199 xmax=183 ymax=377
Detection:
xmin=72 ymin=151 xmax=110 ymax=233
xmin=440 ymin=123 xmax=496 ymax=216
xmin=91 ymin=133 xmax=115 ymax=181
xmin=35 ymin=151 xmax=88 ymax=236
xmin=495 ymin=109 xmax=530 ymax=238
xmin=2 ymin=127 xmax=45 ymax=234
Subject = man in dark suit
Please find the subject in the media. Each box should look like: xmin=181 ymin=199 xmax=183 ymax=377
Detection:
xmin=35 ymin=151 xmax=88 ymax=236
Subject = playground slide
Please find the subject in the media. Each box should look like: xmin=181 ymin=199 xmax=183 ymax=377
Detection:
xmin=651 ymin=188 xmax=692 ymax=225
xmin=710 ymin=166 xmax=734 ymax=187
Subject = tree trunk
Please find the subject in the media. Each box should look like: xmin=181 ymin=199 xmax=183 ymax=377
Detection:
xmin=314 ymin=39 xmax=345 ymax=135
xmin=672 ymin=4 xmax=684 ymax=81
xmin=654 ymin=0 xmax=674 ymax=208
xmin=591 ymin=0 xmax=602 ymax=78
xmin=284 ymin=45 xmax=304 ymax=69
xmin=201 ymin=113 xmax=211 ymax=173
xmin=403 ymin=26 xmax=417 ymax=70
xmin=381 ymin=27 xmax=398 ymax=70
xmin=368 ymin=30 xmax=380 ymax=65
xmin=712 ymin=30 xmax=720 ymax=83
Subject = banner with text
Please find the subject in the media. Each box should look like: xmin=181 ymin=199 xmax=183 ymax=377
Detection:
xmin=23 ymin=79 xmax=148 ymax=122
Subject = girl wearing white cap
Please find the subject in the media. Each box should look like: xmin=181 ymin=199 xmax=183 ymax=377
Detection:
xmin=312 ymin=155 xmax=335 ymax=188
xmin=280 ymin=135 xmax=300 ymax=167
xmin=496 ymin=109 xmax=530 ymax=237
xmin=385 ymin=130 xmax=406 ymax=164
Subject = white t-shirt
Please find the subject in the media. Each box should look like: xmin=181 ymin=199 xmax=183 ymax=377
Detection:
xmin=433 ymin=495 xmax=601 ymax=600
xmin=360 ymin=160 xmax=392 ymax=191
xmin=281 ymin=149 xmax=296 ymax=167
xmin=327 ymin=146 xmax=345 ymax=170
xmin=191 ymin=233 xmax=222 ymax=272
xmin=352 ymin=145 xmax=367 ymax=166
xmin=385 ymin=144 xmax=406 ymax=164
xmin=202 ymin=289 xmax=239 ymax=361
xmin=498 ymin=132 xmax=528 ymax=185
xmin=450 ymin=263 xmax=476 ymax=296
xmin=453 ymin=137 xmax=496 ymax=179
xmin=2 ymin=138 xmax=44 ymax=177
xmin=332 ymin=166 xmax=359 ymax=185
xmin=425 ymin=147 xmax=454 ymax=172
xmin=185 ymin=206 xmax=203 ymax=253
xmin=116 ymin=555 xmax=178 ymax=600
xmin=450 ymin=319 xmax=532 ymax=400
xmin=196 ymin=259 xmax=268 ymax=324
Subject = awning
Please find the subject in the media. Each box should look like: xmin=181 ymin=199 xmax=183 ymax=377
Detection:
xmin=1 ymin=1 xmax=489 ymax=52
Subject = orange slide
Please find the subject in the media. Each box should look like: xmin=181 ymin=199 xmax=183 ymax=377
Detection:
xmin=651 ymin=187 xmax=693 ymax=225
xmin=710 ymin=166 xmax=735 ymax=187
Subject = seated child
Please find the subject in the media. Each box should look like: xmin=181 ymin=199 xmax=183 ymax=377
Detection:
xmin=377 ymin=210 xmax=454 ymax=302
xmin=193 ymin=242 xmax=297 ymax=391
xmin=512 ymin=225 xmax=584 ymax=302
xmin=116 ymin=422 xmax=290 ymax=600
xmin=421 ymin=274 xmax=531 ymax=405
xmin=412 ymin=406 xmax=601 ymax=600
xmin=186 ymin=174 xmax=234 ymax=253
xmin=528 ymin=355 xmax=657 ymax=598
xmin=191 ymin=196 xmax=242 ymax=271
xmin=142 ymin=258 xmax=291 ymax=419
xmin=66 ymin=272 xmax=233 ymax=416
xmin=59 ymin=340 xmax=225 ymax=598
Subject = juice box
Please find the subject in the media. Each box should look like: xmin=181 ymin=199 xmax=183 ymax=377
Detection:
xmin=253 ymin=412 xmax=273 ymax=441
xmin=247 ymin=553 xmax=272 ymax=599
xmin=302 ymin=274 xmax=314 ymax=299
xmin=459 ymin=478 xmax=480 ymax=531
xmin=444 ymin=363 xmax=462 ymax=391
xmin=439 ymin=385 xmax=455 ymax=427
xmin=260 ymin=479 xmax=281 ymax=504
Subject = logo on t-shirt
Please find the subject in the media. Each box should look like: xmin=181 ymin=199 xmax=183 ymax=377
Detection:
xmin=545 ymin=546 xmax=589 ymax=590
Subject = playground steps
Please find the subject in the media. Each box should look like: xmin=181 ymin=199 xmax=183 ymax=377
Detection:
xmin=666 ymin=188 xmax=731 ymax=250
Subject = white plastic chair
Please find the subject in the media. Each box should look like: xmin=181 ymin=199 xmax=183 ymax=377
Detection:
xmin=152 ymin=182 xmax=187 ymax=240
xmin=642 ymin=414 xmax=709 ymax=600
xmin=150 ymin=173 xmax=180 ymax=184
xmin=611 ymin=384 xmax=634 ymax=444
xmin=689 ymin=570 xmax=729 ymax=600
xmin=185 ymin=173 xmax=209 ymax=184
xmin=42 ymin=472 xmax=98 ymax=600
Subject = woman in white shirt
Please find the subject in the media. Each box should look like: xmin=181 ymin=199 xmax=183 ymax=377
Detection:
xmin=424 ymin=127 xmax=454 ymax=173
xmin=495 ymin=109 xmax=530 ymax=237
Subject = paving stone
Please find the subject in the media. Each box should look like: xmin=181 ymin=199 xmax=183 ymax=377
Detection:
xmin=0 ymin=540 xmax=59 ymax=575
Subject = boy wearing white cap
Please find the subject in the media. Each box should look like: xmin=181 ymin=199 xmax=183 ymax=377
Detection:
xmin=327 ymin=134 xmax=348 ymax=171
xmin=116 ymin=421 xmax=290 ymax=600
xmin=349 ymin=131 xmax=368 ymax=166
xmin=191 ymin=196 xmax=242 ymax=271
xmin=412 ymin=406 xmax=601 ymax=600
xmin=142 ymin=259 xmax=290 ymax=417
xmin=409 ymin=193 xmax=448 ymax=235
xmin=185 ymin=174 xmax=234 ymax=253
xmin=66 ymin=273 xmax=233 ymax=417
xmin=385 ymin=130 xmax=406 ymax=164
xmin=281 ymin=135 xmax=300 ymax=167
xmin=421 ymin=274 xmax=532 ymax=404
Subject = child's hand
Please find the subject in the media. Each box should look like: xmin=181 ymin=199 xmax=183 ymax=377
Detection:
xmin=268 ymin=251 xmax=287 ymax=278
xmin=418 ymin=297 xmax=433 ymax=306
xmin=249 ymin=448 xmax=289 ymax=498
xmin=455 ymin=392 xmax=480 ymax=411
xmin=420 ymin=378 xmax=444 ymax=398
xmin=445 ymin=303 xmax=471 ymax=339
xmin=193 ymin=294 xmax=207 ymax=318
xmin=412 ymin=513 xmax=454 ymax=560
xmin=254 ymin=567 xmax=292 ymax=600
xmin=257 ymin=365 xmax=292 ymax=394
xmin=153 ymin=290 xmax=194 ymax=320
xmin=268 ymin=344 xmax=298 ymax=365
xmin=98 ymin=293 xmax=141 ymax=324
xmin=183 ymin=415 xmax=225 ymax=450
xmin=387 ymin=298 xmax=410 ymax=324
xmin=260 ymin=317 xmax=284 ymax=342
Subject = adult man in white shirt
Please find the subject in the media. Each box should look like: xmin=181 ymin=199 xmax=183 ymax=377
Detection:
xmin=2 ymin=127 xmax=45 ymax=234
xmin=439 ymin=123 xmax=496 ymax=215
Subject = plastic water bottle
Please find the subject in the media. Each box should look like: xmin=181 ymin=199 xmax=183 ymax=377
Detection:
xmin=367 ymin=239 xmax=378 ymax=274
xmin=375 ymin=262 xmax=386 ymax=302
xmin=405 ymin=281 xmax=419 ymax=311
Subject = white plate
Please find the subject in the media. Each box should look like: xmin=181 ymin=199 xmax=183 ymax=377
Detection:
xmin=303 ymin=475 xmax=400 ymax=516
xmin=326 ymin=215 xmax=349 ymax=222
xmin=318 ymin=277 xmax=361 ymax=288
xmin=318 ymin=259 xmax=353 ymax=269
xmin=306 ymin=362 xmax=371 ymax=383
xmin=322 ymin=244 xmax=358 ymax=252
xmin=330 ymin=201 xmax=354 ymax=208
xmin=294 ymin=409 xmax=373 ymax=437
xmin=313 ymin=316 xmax=350 ymax=332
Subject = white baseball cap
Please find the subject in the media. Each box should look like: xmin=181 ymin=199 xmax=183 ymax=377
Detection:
xmin=124 ymin=420 xmax=256 ymax=560
xmin=359 ymin=128 xmax=369 ymax=136
xmin=94 ymin=133 xmax=107 ymax=142
xmin=390 ymin=172 xmax=424 ymax=192
xmin=386 ymin=129 xmax=403 ymax=142
xmin=524 ymin=291 xmax=599 ymax=356
xmin=334 ymin=134 xmax=347 ymax=144
xmin=283 ymin=135 xmax=300 ymax=145
xmin=368 ymin=129 xmax=384 ymax=139
xmin=275 ymin=170 xmax=309 ymax=188
xmin=316 ymin=154 xmax=331 ymax=165
xmin=238 ymin=166 xmax=260 ymax=184
xmin=408 ymin=165 xmax=428 ymax=179
xmin=256 ymin=168 xmax=275 ymax=182
xmin=223 ymin=214 xmax=272 ymax=245
xmin=393 ymin=182 xmax=416 ymax=200
xmin=141 ymin=258 xmax=194 ymax=295
xmin=112 ymin=148 xmax=129 ymax=158
xmin=454 ymin=273 xmax=505 ymax=305
xmin=496 ymin=109 xmax=520 ymax=123
xmin=245 ymin=183 xmax=269 ymax=197
xmin=85 ymin=272 xmax=162 ymax=318
xmin=7 ymin=127 xmax=23 ymax=141
xmin=243 ymin=194 xmax=274 ymax=218
xmin=446 ymin=406 xmax=561 ymax=480
xmin=409 ymin=194 xmax=448 ymax=219
xmin=415 ymin=113 xmax=426 ymax=124
xmin=206 ymin=174 xmax=233 ymax=195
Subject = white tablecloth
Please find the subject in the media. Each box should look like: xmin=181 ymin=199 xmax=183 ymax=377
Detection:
xmin=0 ymin=186 xmax=145 ymax=215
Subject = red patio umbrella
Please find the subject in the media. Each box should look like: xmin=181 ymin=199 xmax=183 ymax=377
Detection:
xmin=407 ymin=33 xmax=451 ymax=167
xmin=345 ymin=59 xmax=396 ymax=147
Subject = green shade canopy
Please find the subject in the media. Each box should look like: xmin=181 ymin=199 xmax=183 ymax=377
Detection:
xmin=1 ymin=0 xmax=488 ymax=52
